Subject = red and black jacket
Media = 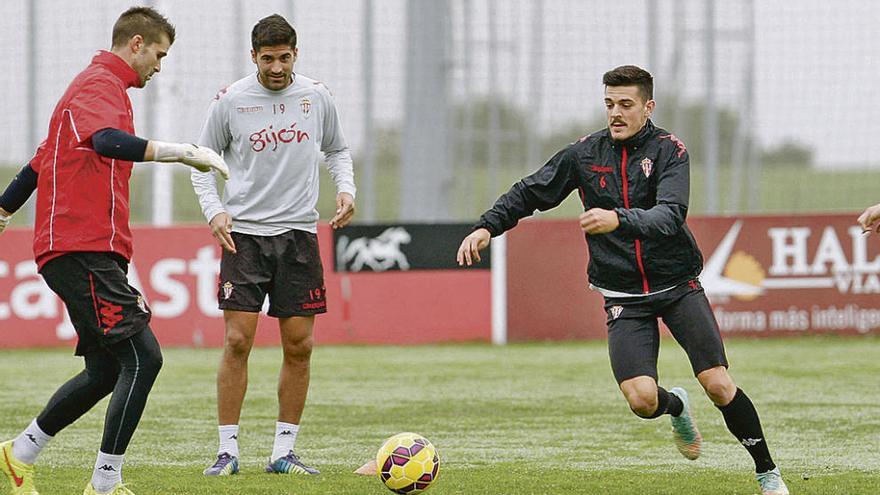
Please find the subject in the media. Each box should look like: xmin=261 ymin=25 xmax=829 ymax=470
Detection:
xmin=32 ymin=51 xmax=141 ymax=270
xmin=474 ymin=119 xmax=703 ymax=295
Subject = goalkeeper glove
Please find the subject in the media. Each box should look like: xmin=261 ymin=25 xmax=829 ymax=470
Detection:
xmin=0 ymin=212 xmax=10 ymax=235
xmin=152 ymin=142 xmax=229 ymax=179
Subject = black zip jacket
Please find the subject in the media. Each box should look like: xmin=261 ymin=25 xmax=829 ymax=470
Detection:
xmin=474 ymin=119 xmax=703 ymax=294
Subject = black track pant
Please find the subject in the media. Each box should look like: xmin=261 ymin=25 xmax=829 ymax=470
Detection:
xmin=36 ymin=328 xmax=163 ymax=455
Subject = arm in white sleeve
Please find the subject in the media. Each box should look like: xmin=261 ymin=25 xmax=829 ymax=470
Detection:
xmin=319 ymin=89 xmax=356 ymax=197
xmin=325 ymin=148 xmax=356 ymax=197
xmin=191 ymin=168 xmax=226 ymax=223
xmin=191 ymin=95 xmax=233 ymax=223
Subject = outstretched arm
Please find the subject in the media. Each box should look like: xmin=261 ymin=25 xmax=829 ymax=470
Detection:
xmin=91 ymin=127 xmax=229 ymax=179
xmin=473 ymin=147 xmax=578 ymax=237
xmin=146 ymin=140 xmax=229 ymax=179
xmin=460 ymin=147 xmax=578 ymax=266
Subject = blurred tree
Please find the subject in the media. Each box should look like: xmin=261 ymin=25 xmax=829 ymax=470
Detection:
xmin=361 ymin=99 xmax=815 ymax=222
xmin=453 ymin=96 xmax=531 ymax=169
xmin=760 ymin=139 xmax=814 ymax=167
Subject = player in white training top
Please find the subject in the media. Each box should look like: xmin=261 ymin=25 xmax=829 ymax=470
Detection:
xmin=192 ymin=13 xmax=355 ymax=477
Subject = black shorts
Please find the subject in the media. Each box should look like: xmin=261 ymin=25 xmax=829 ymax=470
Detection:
xmin=40 ymin=252 xmax=152 ymax=356
xmin=604 ymin=279 xmax=728 ymax=384
xmin=219 ymin=229 xmax=327 ymax=318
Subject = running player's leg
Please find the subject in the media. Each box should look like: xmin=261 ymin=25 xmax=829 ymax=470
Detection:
xmin=20 ymin=351 xmax=120 ymax=460
xmin=36 ymin=253 xmax=123 ymax=441
xmin=2 ymin=350 xmax=117 ymax=495
xmin=63 ymin=253 xmax=160 ymax=494
xmin=18 ymin=252 xmax=156 ymax=493
xmin=607 ymin=303 xmax=670 ymax=416
xmin=610 ymin=314 xmax=692 ymax=452
xmin=662 ymin=282 xmax=787 ymax=493
xmin=608 ymin=295 xmax=699 ymax=460
xmin=88 ymin=327 xmax=162 ymax=492
xmin=101 ymin=329 xmax=164 ymax=446
xmin=2 ymin=254 xmax=133 ymax=494
xmin=39 ymin=352 xmax=119 ymax=431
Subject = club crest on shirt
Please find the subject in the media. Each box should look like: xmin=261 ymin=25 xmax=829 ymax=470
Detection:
xmin=609 ymin=305 xmax=623 ymax=320
xmin=222 ymin=281 xmax=234 ymax=300
xmin=300 ymin=97 xmax=311 ymax=117
xmin=136 ymin=295 xmax=148 ymax=313
xmin=640 ymin=157 xmax=653 ymax=178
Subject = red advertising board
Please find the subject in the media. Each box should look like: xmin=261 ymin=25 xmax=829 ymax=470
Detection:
xmin=505 ymin=220 xmax=604 ymax=341
xmin=0 ymin=225 xmax=491 ymax=349
xmin=506 ymin=214 xmax=880 ymax=341
xmin=689 ymin=215 xmax=880 ymax=336
xmin=2 ymin=214 xmax=877 ymax=349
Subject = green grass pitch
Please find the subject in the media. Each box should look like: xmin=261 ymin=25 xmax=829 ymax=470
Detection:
xmin=1 ymin=336 xmax=878 ymax=494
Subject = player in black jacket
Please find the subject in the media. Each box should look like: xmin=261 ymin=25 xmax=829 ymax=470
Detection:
xmin=457 ymin=66 xmax=788 ymax=495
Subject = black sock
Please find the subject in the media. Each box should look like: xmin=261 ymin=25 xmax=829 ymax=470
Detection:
xmin=644 ymin=387 xmax=683 ymax=418
xmin=717 ymin=388 xmax=776 ymax=473
xmin=664 ymin=388 xmax=684 ymax=417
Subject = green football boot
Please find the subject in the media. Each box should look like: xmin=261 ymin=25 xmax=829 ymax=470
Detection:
xmin=756 ymin=467 xmax=789 ymax=495
xmin=669 ymin=387 xmax=702 ymax=460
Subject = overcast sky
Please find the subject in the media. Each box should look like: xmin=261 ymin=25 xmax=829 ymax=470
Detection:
xmin=0 ymin=0 xmax=876 ymax=169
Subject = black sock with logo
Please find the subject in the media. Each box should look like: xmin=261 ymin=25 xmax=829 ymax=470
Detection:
xmin=717 ymin=388 xmax=776 ymax=473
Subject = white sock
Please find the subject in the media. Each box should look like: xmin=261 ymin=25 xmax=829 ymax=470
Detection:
xmin=271 ymin=422 xmax=299 ymax=461
xmin=218 ymin=425 xmax=240 ymax=458
xmin=13 ymin=419 xmax=53 ymax=465
xmin=90 ymin=451 xmax=123 ymax=493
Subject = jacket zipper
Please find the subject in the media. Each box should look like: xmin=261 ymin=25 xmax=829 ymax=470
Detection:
xmin=620 ymin=146 xmax=650 ymax=293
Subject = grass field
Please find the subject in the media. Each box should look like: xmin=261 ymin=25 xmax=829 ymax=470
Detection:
xmin=1 ymin=337 xmax=879 ymax=494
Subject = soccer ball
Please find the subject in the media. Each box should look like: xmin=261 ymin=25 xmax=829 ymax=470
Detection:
xmin=375 ymin=432 xmax=440 ymax=494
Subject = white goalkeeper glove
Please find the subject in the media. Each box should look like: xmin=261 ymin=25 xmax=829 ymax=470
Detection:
xmin=152 ymin=141 xmax=229 ymax=180
xmin=0 ymin=211 xmax=11 ymax=235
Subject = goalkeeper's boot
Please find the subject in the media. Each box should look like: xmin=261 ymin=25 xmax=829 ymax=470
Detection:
xmin=83 ymin=482 xmax=135 ymax=495
xmin=265 ymin=451 xmax=320 ymax=475
xmin=756 ymin=467 xmax=789 ymax=495
xmin=669 ymin=387 xmax=702 ymax=460
xmin=1 ymin=440 xmax=39 ymax=494
xmin=203 ymin=452 xmax=239 ymax=476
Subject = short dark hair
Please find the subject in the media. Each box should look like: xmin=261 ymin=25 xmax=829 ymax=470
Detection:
xmin=252 ymin=14 xmax=297 ymax=52
xmin=111 ymin=6 xmax=175 ymax=48
xmin=603 ymin=65 xmax=653 ymax=101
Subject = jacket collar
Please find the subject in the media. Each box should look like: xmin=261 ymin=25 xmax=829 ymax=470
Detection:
xmin=603 ymin=119 xmax=656 ymax=149
xmin=92 ymin=50 xmax=141 ymax=89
